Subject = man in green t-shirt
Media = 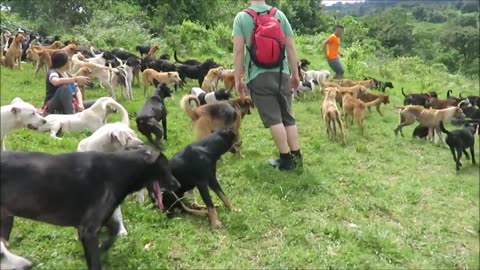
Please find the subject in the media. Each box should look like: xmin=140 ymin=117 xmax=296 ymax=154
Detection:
xmin=232 ymin=0 xmax=302 ymax=171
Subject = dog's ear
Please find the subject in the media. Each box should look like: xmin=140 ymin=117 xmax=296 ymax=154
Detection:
xmin=10 ymin=107 xmax=20 ymax=114
xmin=11 ymin=97 xmax=24 ymax=104
xmin=111 ymin=130 xmax=127 ymax=146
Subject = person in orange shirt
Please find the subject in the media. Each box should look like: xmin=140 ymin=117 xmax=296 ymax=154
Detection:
xmin=322 ymin=25 xmax=344 ymax=79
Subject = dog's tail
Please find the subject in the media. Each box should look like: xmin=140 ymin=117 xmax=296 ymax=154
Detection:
xmin=439 ymin=120 xmax=450 ymax=135
xmin=401 ymin=87 xmax=407 ymax=97
xmin=364 ymin=97 xmax=384 ymax=108
xmin=180 ymin=95 xmax=200 ymax=120
xmin=394 ymin=105 xmax=407 ymax=109
xmin=447 ymin=89 xmax=452 ymax=98
xmin=106 ymin=99 xmax=130 ymax=126
xmin=173 ymin=50 xmax=185 ymax=64
xmin=459 ymin=92 xmax=464 ymax=98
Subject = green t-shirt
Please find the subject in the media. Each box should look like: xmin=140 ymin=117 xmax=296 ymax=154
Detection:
xmin=232 ymin=4 xmax=294 ymax=84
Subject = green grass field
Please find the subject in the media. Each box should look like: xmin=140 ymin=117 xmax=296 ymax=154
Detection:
xmin=1 ymin=53 xmax=479 ymax=269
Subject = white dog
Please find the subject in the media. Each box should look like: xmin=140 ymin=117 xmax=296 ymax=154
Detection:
xmin=77 ymin=122 xmax=144 ymax=236
xmin=303 ymin=70 xmax=330 ymax=83
xmin=38 ymin=97 xmax=129 ymax=139
xmin=0 ymin=240 xmax=32 ymax=270
xmin=1 ymin=97 xmax=46 ymax=151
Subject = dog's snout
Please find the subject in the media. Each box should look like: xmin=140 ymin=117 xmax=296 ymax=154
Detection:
xmin=42 ymin=119 xmax=47 ymax=124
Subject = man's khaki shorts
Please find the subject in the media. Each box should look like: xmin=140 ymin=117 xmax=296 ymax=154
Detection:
xmin=247 ymin=72 xmax=296 ymax=128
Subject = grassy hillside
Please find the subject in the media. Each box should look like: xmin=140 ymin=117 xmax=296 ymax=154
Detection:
xmin=0 ymin=50 xmax=479 ymax=269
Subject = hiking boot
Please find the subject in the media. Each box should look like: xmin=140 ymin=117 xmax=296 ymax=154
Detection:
xmin=268 ymin=153 xmax=295 ymax=171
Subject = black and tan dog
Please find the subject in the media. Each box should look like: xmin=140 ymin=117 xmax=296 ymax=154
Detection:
xmin=0 ymin=149 xmax=179 ymax=270
xmin=439 ymin=120 xmax=477 ymax=171
xmin=162 ymin=129 xmax=239 ymax=228
xmin=136 ymin=83 xmax=172 ymax=148
xmin=180 ymin=95 xmax=254 ymax=153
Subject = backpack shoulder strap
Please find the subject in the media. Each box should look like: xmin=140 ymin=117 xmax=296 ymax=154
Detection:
xmin=267 ymin=7 xmax=278 ymax=16
xmin=244 ymin=8 xmax=258 ymax=19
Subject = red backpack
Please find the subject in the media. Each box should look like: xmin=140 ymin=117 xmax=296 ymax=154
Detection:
xmin=244 ymin=7 xmax=286 ymax=69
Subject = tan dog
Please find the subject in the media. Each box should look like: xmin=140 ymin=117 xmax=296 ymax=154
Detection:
xmin=393 ymin=105 xmax=465 ymax=143
xmin=4 ymin=33 xmax=26 ymax=69
xmin=322 ymin=87 xmax=346 ymax=144
xmin=201 ymin=67 xmax=224 ymax=92
xmin=142 ymin=69 xmax=182 ymax=96
xmin=31 ymin=41 xmax=65 ymax=50
xmin=71 ymin=53 xmax=114 ymax=94
xmin=340 ymin=79 xmax=376 ymax=88
xmin=335 ymin=85 xmax=367 ymax=105
xmin=146 ymin=45 xmax=160 ymax=57
xmin=72 ymin=67 xmax=92 ymax=97
xmin=357 ymin=91 xmax=390 ymax=116
xmin=180 ymin=95 xmax=254 ymax=153
xmin=340 ymin=90 xmax=383 ymax=135
xmin=33 ymin=44 xmax=77 ymax=76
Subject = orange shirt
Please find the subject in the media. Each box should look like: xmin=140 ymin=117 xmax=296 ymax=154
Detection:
xmin=326 ymin=34 xmax=340 ymax=60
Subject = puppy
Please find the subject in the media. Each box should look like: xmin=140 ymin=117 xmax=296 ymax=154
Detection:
xmin=191 ymin=87 xmax=231 ymax=105
xmin=1 ymin=149 xmax=180 ymax=270
xmin=322 ymin=87 xmax=346 ymax=144
xmin=201 ymin=66 xmax=224 ymax=92
xmin=394 ymin=105 xmax=465 ymax=144
xmin=1 ymin=97 xmax=46 ymax=151
xmin=0 ymin=239 xmax=32 ymax=270
xmin=162 ymin=129 xmax=239 ymax=228
xmin=439 ymin=121 xmax=476 ymax=171
xmin=38 ymin=97 xmax=129 ymax=139
xmin=142 ymin=69 xmax=181 ymax=96
xmin=136 ymin=84 xmax=172 ymax=148
xmin=180 ymin=95 xmax=254 ymax=153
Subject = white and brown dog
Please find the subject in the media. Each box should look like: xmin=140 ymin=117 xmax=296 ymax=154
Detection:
xmin=190 ymin=87 xmax=232 ymax=105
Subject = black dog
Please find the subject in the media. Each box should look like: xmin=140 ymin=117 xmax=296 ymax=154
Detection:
xmin=412 ymin=125 xmax=431 ymax=139
xmin=446 ymin=89 xmax=463 ymax=104
xmin=402 ymin=87 xmax=438 ymax=106
xmin=457 ymin=100 xmax=480 ymax=120
xmin=439 ymin=121 xmax=477 ymax=171
xmin=136 ymin=83 xmax=172 ymax=148
xmin=111 ymin=48 xmax=138 ymax=61
xmin=459 ymin=93 xmax=480 ymax=108
xmin=174 ymin=50 xmax=201 ymax=65
xmin=176 ymin=59 xmax=219 ymax=87
xmin=298 ymin=59 xmax=310 ymax=81
xmin=162 ymin=129 xmax=238 ymax=228
xmin=0 ymin=149 xmax=179 ymax=270
xmin=159 ymin=53 xmax=171 ymax=60
xmin=364 ymin=76 xmax=394 ymax=92
xmin=135 ymin=45 xmax=150 ymax=57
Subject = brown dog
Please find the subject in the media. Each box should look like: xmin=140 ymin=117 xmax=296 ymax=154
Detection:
xmin=335 ymin=85 xmax=367 ymax=106
xmin=339 ymin=79 xmax=376 ymax=88
xmin=322 ymin=87 xmax=346 ymax=144
xmin=33 ymin=44 xmax=77 ymax=76
xmin=31 ymin=41 xmax=65 ymax=50
xmin=146 ymin=45 xmax=160 ymax=57
xmin=142 ymin=69 xmax=182 ymax=96
xmin=72 ymin=67 xmax=92 ymax=98
xmin=201 ymin=67 xmax=224 ymax=92
xmin=357 ymin=91 xmax=390 ymax=116
xmin=4 ymin=33 xmax=26 ymax=69
xmin=425 ymin=97 xmax=459 ymax=109
xmin=221 ymin=72 xmax=235 ymax=92
xmin=180 ymin=95 xmax=254 ymax=153
xmin=340 ymin=90 xmax=384 ymax=135
xmin=393 ymin=105 xmax=465 ymax=143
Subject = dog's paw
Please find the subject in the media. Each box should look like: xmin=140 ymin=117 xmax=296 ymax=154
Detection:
xmin=52 ymin=136 xmax=63 ymax=140
xmin=231 ymin=207 xmax=242 ymax=212
xmin=211 ymin=220 xmax=224 ymax=229
xmin=117 ymin=229 xmax=128 ymax=237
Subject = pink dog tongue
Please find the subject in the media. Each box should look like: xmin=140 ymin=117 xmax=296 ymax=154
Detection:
xmin=153 ymin=181 xmax=164 ymax=209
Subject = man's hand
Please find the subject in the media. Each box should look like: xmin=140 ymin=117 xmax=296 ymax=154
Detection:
xmin=235 ymin=80 xmax=248 ymax=98
xmin=290 ymin=73 xmax=300 ymax=92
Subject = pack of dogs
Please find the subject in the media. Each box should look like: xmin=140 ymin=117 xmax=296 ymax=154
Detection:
xmin=1 ymin=34 xmax=479 ymax=269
